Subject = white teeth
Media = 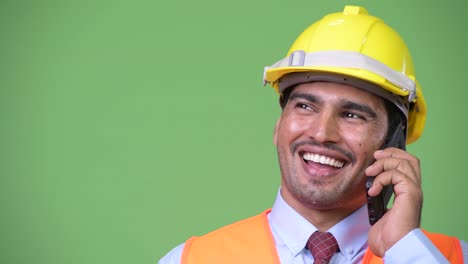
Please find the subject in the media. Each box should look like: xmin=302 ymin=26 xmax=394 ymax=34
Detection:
xmin=303 ymin=153 xmax=344 ymax=168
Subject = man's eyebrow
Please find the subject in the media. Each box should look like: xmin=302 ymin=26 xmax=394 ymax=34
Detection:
xmin=288 ymin=93 xmax=321 ymax=104
xmin=342 ymin=101 xmax=378 ymax=118
xmin=288 ymin=92 xmax=379 ymax=118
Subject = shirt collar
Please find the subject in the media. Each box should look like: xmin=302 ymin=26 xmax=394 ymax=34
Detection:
xmin=269 ymin=188 xmax=317 ymax=256
xmin=269 ymin=188 xmax=370 ymax=259
xmin=328 ymin=204 xmax=370 ymax=260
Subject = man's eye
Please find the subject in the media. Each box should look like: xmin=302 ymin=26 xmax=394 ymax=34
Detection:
xmin=344 ymin=112 xmax=363 ymax=119
xmin=295 ymin=103 xmax=311 ymax=110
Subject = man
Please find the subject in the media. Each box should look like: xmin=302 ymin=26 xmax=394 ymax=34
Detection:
xmin=159 ymin=6 xmax=467 ymax=263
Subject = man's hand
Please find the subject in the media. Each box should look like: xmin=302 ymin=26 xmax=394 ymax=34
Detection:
xmin=365 ymin=147 xmax=423 ymax=257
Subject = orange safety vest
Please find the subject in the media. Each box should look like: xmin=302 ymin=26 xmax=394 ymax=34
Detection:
xmin=181 ymin=209 xmax=463 ymax=264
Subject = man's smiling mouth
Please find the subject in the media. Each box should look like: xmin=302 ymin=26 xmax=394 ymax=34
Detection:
xmin=303 ymin=152 xmax=345 ymax=168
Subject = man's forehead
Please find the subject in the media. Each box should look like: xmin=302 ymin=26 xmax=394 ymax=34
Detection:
xmin=281 ymin=82 xmax=389 ymax=119
xmin=290 ymin=81 xmax=385 ymax=102
xmin=278 ymin=72 xmax=408 ymax=119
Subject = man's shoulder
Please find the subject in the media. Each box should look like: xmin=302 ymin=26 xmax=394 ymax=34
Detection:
xmin=182 ymin=209 xmax=279 ymax=263
xmin=158 ymin=209 xmax=273 ymax=264
xmin=158 ymin=243 xmax=185 ymax=264
xmin=194 ymin=209 xmax=271 ymax=241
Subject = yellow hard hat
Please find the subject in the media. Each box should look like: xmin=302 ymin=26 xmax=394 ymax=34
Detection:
xmin=263 ymin=6 xmax=426 ymax=144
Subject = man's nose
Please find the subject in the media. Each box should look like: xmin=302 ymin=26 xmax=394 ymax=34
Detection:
xmin=305 ymin=112 xmax=341 ymax=143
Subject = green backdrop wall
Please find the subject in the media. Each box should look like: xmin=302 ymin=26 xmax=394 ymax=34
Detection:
xmin=1 ymin=0 xmax=466 ymax=263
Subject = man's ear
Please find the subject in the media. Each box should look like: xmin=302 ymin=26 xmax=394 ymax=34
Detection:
xmin=273 ymin=119 xmax=280 ymax=146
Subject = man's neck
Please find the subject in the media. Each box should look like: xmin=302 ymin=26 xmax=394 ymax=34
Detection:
xmin=280 ymin=189 xmax=366 ymax=231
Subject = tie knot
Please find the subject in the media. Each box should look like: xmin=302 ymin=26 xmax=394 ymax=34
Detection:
xmin=307 ymin=231 xmax=338 ymax=264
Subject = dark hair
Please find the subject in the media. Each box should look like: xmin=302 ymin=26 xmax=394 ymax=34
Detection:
xmin=383 ymin=98 xmax=407 ymax=144
xmin=279 ymin=86 xmax=294 ymax=110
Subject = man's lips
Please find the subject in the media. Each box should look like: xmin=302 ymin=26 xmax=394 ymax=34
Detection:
xmin=299 ymin=151 xmax=347 ymax=178
xmin=291 ymin=140 xmax=355 ymax=164
xmin=302 ymin=152 xmax=345 ymax=168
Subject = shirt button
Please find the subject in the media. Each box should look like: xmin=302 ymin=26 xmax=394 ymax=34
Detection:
xmin=346 ymin=247 xmax=354 ymax=255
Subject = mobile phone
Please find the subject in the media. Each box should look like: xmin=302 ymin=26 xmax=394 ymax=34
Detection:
xmin=366 ymin=121 xmax=406 ymax=225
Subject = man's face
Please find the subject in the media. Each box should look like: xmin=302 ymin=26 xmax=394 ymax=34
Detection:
xmin=273 ymin=82 xmax=388 ymax=211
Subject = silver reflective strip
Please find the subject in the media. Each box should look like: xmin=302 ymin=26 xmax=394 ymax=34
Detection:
xmin=264 ymin=50 xmax=416 ymax=102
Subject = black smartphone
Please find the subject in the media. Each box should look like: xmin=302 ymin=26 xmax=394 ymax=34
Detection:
xmin=366 ymin=121 xmax=406 ymax=225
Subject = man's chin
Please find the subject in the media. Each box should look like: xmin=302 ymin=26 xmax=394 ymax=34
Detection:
xmin=294 ymin=188 xmax=341 ymax=209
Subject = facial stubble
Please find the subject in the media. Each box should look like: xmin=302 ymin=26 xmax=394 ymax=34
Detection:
xmin=278 ymin=146 xmax=369 ymax=210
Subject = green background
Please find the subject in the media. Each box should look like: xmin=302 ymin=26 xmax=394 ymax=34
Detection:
xmin=1 ymin=0 xmax=466 ymax=263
